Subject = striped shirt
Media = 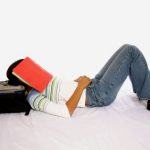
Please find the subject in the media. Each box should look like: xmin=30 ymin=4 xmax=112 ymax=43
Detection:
xmin=27 ymin=76 xmax=86 ymax=118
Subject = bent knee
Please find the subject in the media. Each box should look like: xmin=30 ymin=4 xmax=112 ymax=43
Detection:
xmin=121 ymin=44 xmax=141 ymax=55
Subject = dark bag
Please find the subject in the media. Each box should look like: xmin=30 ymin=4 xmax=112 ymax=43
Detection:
xmin=0 ymin=81 xmax=31 ymax=115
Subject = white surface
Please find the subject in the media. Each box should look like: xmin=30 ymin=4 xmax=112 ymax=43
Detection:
xmin=0 ymin=0 xmax=150 ymax=81
xmin=0 ymin=92 xmax=150 ymax=150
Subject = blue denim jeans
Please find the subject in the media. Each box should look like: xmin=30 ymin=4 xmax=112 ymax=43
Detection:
xmin=86 ymin=44 xmax=150 ymax=107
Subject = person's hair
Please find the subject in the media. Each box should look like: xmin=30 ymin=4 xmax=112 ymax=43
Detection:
xmin=6 ymin=59 xmax=28 ymax=89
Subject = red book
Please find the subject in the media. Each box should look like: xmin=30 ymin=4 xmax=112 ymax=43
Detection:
xmin=12 ymin=57 xmax=53 ymax=93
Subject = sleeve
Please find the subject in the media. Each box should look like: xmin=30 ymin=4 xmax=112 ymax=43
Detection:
xmin=26 ymin=89 xmax=70 ymax=118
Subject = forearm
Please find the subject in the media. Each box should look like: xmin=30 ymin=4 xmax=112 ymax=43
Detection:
xmin=66 ymin=85 xmax=84 ymax=116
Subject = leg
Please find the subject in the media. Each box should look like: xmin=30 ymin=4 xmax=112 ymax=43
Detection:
xmin=94 ymin=44 xmax=129 ymax=80
xmin=86 ymin=44 xmax=150 ymax=107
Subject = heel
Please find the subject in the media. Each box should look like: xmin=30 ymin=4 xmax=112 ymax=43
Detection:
xmin=147 ymin=100 xmax=150 ymax=110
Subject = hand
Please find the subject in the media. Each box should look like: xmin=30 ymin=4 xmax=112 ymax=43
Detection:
xmin=74 ymin=75 xmax=92 ymax=89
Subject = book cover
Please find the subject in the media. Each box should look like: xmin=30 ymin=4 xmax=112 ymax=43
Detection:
xmin=12 ymin=57 xmax=53 ymax=93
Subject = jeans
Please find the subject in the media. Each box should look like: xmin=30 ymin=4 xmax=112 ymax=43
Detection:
xmin=86 ymin=44 xmax=150 ymax=107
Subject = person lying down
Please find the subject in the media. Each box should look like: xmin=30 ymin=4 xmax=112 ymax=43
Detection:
xmin=7 ymin=44 xmax=150 ymax=118
xmin=7 ymin=59 xmax=91 ymax=118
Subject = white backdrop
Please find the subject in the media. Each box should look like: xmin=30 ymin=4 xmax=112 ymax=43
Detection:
xmin=0 ymin=0 xmax=150 ymax=95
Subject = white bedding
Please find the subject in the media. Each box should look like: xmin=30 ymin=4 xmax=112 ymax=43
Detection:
xmin=0 ymin=93 xmax=150 ymax=150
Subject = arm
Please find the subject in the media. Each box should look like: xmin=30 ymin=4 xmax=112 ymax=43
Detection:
xmin=66 ymin=75 xmax=92 ymax=116
xmin=27 ymin=89 xmax=70 ymax=118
